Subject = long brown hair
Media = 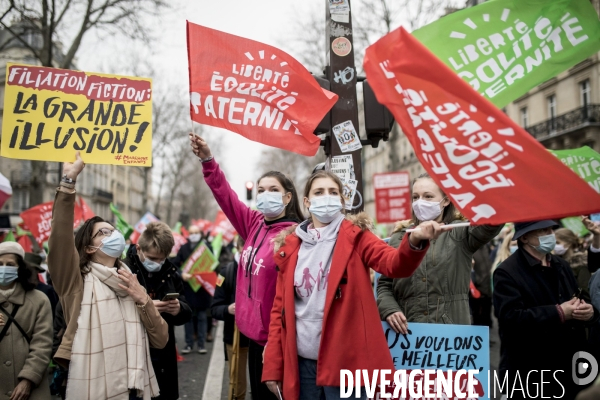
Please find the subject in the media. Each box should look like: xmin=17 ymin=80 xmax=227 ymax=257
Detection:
xmin=411 ymin=172 xmax=462 ymax=225
xmin=74 ymin=217 xmax=118 ymax=274
xmin=303 ymin=171 xmax=346 ymax=221
xmin=257 ymin=171 xmax=304 ymax=222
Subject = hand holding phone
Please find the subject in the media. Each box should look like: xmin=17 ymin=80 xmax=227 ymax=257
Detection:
xmin=161 ymin=293 xmax=180 ymax=301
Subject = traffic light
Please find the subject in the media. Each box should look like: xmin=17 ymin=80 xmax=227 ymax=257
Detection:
xmin=313 ymin=74 xmax=332 ymax=134
xmin=245 ymin=181 xmax=254 ymax=201
xmin=363 ymin=80 xmax=395 ymax=148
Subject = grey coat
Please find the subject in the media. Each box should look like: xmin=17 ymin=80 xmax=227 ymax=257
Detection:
xmin=377 ymin=221 xmax=502 ymax=325
xmin=0 ymin=283 xmax=53 ymax=400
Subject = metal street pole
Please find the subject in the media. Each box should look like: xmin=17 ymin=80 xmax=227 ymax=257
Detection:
xmin=325 ymin=0 xmax=364 ymax=213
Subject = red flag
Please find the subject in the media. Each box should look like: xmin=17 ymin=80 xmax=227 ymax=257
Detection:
xmin=192 ymin=219 xmax=213 ymax=234
xmin=187 ymin=22 xmax=338 ymax=156
xmin=194 ymin=272 xmax=218 ymax=296
xmin=363 ymin=27 xmax=600 ymax=224
xmin=171 ymin=232 xmax=188 ymax=257
xmin=210 ymin=210 xmax=237 ymax=244
xmin=77 ymin=196 xmax=95 ymax=221
xmin=181 ymin=226 xmax=189 ymax=238
xmin=20 ymin=201 xmax=83 ymax=246
xmin=17 ymin=235 xmax=32 ymax=253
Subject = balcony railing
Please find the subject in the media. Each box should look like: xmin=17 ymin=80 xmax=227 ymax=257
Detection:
xmin=526 ymin=104 xmax=600 ymax=139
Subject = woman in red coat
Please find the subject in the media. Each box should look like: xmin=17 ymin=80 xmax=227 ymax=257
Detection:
xmin=263 ymin=171 xmax=443 ymax=400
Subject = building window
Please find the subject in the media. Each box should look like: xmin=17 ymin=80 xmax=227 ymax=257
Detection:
xmin=547 ymin=95 xmax=556 ymax=119
xmin=12 ymin=189 xmax=29 ymax=212
xmin=580 ymin=79 xmax=591 ymax=106
xmin=547 ymin=95 xmax=557 ymax=132
xmin=520 ymin=107 xmax=529 ymax=128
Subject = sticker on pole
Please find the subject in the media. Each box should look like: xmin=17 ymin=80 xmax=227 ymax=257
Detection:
xmin=341 ymin=178 xmax=358 ymax=210
xmin=332 ymin=37 xmax=352 ymax=56
xmin=330 ymin=154 xmax=355 ymax=180
xmin=332 ymin=120 xmax=362 ymax=153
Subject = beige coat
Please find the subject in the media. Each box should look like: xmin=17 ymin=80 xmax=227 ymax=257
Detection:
xmin=48 ymin=189 xmax=168 ymax=368
xmin=0 ymin=283 xmax=52 ymax=400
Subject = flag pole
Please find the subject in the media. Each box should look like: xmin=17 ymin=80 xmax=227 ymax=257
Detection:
xmin=228 ymin=325 xmax=240 ymax=400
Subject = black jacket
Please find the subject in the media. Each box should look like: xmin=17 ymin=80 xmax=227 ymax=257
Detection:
xmin=493 ymin=247 xmax=599 ymax=399
xmin=472 ymin=244 xmax=493 ymax=298
xmin=171 ymin=241 xmax=213 ymax=310
xmin=211 ymin=260 xmax=249 ymax=347
xmin=125 ymin=245 xmax=192 ymax=400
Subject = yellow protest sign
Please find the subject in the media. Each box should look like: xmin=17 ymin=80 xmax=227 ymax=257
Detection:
xmin=1 ymin=63 xmax=152 ymax=166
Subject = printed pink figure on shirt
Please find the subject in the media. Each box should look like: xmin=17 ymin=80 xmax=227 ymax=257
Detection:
xmin=299 ymin=267 xmax=316 ymax=297
xmin=321 ymin=268 xmax=330 ymax=291
xmin=315 ymin=262 xmax=324 ymax=291
xmin=253 ymin=258 xmax=265 ymax=275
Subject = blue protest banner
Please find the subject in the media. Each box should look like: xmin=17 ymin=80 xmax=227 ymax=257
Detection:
xmin=377 ymin=321 xmax=490 ymax=399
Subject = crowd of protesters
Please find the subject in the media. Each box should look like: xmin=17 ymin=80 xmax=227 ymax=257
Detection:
xmin=0 ymin=145 xmax=598 ymax=400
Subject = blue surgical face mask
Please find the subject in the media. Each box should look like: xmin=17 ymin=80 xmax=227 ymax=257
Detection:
xmin=141 ymin=252 xmax=165 ymax=273
xmin=309 ymin=195 xmax=343 ymax=224
xmin=0 ymin=266 xmax=19 ymax=286
xmin=533 ymin=233 xmax=556 ymax=255
xmin=257 ymin=192 xmax=287 ymax=218
xmin=91 ymin=230 xmax=126 ymax=258
xmin=509 ymin=245 xmax=518 ymax=254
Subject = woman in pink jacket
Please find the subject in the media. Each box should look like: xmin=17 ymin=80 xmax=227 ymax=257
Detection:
xmin=190 ymin=133 xmax=303 ymax=399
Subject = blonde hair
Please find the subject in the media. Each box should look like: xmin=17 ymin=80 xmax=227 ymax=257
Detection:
xmin=138 ymin=222 xmax=175 ymax=257
xmin=493 ymin=231 xmax=514 ymax=272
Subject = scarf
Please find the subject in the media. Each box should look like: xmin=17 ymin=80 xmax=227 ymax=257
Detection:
xmin=66 ymin=262 xmax=160 ymax=400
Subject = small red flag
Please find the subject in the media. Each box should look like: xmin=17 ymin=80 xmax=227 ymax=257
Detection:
xmin=77 ymin=196 xmax=95 ymax=221
xmin=21 ymin=201 xmax=83 ymax=246
xmin=363 ymin=27 xmax=600 ymax=224
xmin=211 ymin=210 xmax=237 ymax=244
xmin=187 ymin=22 xmax=338 ymax=156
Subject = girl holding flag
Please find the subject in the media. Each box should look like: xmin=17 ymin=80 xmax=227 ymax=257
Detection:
xmin=262 ymin=170 xmax=441 ymax=399
xmin=189 ymin=134 xmax=303 ymax=400
xmin=377 ymin=173 xmax=503 ymax=332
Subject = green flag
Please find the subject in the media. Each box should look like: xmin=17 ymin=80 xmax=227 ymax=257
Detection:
xmin=181 ymin=241 xmax=219 ymax=292
xmin=3 ymin=230 xmax=15 ymax=242
xmin=413 ymin=0 xmax=600 ymax=108
xmin=560 ymin=216 xmax=589 ymax=236
xmin=172 ymin=222 xmax=182 ymax=235
xmin=211 ymin=232 xmax=223 ymax=261
xmin=109 ymin=203 xmax=134 ymax=240
xmin=16 ymin=225 xmax=30 ymax=237
xmin=550 ymin=146 xmax=600 ymax=193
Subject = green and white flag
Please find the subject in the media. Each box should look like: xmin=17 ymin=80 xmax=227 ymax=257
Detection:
xmin=550 ymin=146 xmax=600 ymax=193
xmin=413 ymin=0 xmax=600 ymax=107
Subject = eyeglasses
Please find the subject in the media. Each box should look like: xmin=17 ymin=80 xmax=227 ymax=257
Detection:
xmin=92 ymin=227 xmax=115 ymax=239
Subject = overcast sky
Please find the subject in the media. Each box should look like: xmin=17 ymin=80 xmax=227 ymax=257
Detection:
xmin=77 ymin=0 xmax=325 ymax=201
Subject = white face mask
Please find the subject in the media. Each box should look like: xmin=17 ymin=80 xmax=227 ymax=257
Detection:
xmin=188 ymin=233 xmax=201 ymax=243
xmin=257 ymin=192 xmax=286 ymax=218
xmin=412 ymin=198 xmax=445 ymax=222
xmin=554 ymin=244 xmax=568 ymax=255
xmin=309 ymin=195 xmax=343 ymax=224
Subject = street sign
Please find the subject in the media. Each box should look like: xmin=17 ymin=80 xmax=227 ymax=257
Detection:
xmin=374 ymin=171 xmax=411 ymax=224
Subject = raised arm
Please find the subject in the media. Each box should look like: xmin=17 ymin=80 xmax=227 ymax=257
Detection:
xmin=463 ymin=223 xmax=504 ymax=254
xmin=190 ymin=134 xmax=261 ymax=240
xmin=48 ymin=152 xmax=85 ymax=298
xmin=357 ymin=221 xmax=443 ymax=278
